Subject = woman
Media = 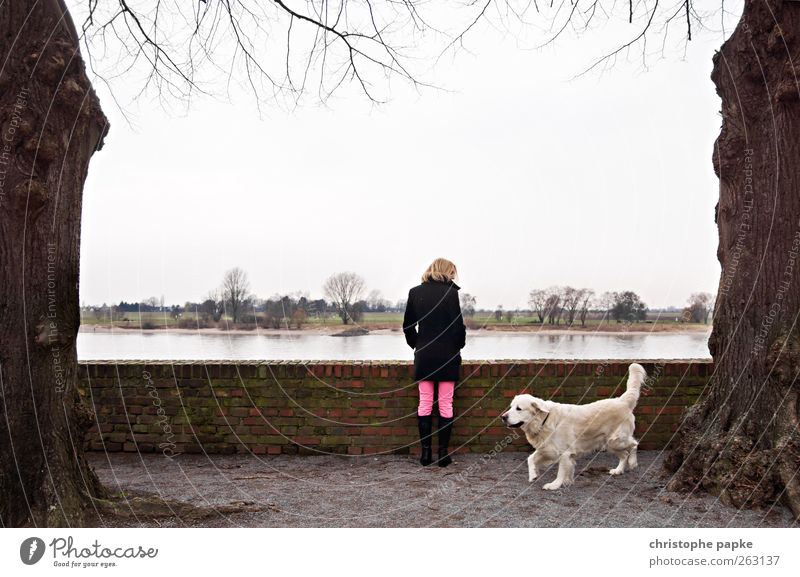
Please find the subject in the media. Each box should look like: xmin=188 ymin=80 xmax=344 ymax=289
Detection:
xmin=402 ymin=258 xmax=467 ymax=467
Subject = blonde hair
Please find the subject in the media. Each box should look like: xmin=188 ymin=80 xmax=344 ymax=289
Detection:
xmin=421 ymin=258 xmax=458 ymax=283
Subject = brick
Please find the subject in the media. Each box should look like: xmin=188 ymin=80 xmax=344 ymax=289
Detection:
xmin=80 ymin=360 xmax=712 ymax=455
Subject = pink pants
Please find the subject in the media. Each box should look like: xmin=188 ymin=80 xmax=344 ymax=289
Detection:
xmin=417 ymin=380 xmax=455 ymax=418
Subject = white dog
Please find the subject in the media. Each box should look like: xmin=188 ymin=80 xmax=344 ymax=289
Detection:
xmin=500 ymin=363 xmax=646 ymax=490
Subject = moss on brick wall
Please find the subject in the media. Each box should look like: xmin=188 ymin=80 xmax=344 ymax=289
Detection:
xmin=78 ymin=360 xmax=712 ymax=456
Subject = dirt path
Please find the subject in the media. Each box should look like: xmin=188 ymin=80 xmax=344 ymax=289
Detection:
xmin=89 ymin=452 xmax=796 ymax=528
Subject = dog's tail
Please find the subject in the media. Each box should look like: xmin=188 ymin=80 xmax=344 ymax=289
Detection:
xmin=621 ymin=363 xmax=647 ymax=410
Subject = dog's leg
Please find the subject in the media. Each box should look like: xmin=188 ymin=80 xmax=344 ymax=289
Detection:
xmin=626 ymin=443 xmax=638 ymax=470
xmin=609 ymin=451 xmax=628 ymax=476
xmin=562 ymin=453 xmax=576 ymax=487
xmin=543 ymin=453 xmax=575 ymax=490
xmin=527 ymin=453 xmax=538 ymax=482
xmin=608 ymin=436 xmax=636 ymax=476
xmin=532 ymin=450 xmax=553 ymax=483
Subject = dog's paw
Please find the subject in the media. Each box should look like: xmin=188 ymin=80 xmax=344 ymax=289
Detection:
xmin=528 ymin=472 xmax=537 ymax=482
xmin=608 ymin=467 xmax=624 ymax=476
xmin=542 ymin=481 xmax=562 ymax=491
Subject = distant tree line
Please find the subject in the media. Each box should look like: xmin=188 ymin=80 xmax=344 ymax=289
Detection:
xmin=527 ymin=286 xmax=598 ymax=326
xmin=82 ymin=268 xmax=409 ymax=329
xmin=83 ymin=273 xmax=716 ymax=330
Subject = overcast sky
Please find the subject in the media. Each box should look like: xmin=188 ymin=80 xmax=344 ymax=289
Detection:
xmin=74 ymin=2 xmax=738 ymax=310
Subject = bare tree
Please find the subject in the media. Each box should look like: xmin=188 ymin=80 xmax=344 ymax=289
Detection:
xmin=460 ymin=293 xmax=477 ymax=317
xmin=142 ymin=296 xmax=160 ymax=309
xmin=367 ymin=289 xmax=389 ymax=312
xmin=578 ymin=289 xmax=595 ymax=327
xmin=528 ymin=289 xmax=548 ymax=323
xmin=323 ymin=272 xmax=366 ymax=325
xmin=201 ymin=290 xmax=225 ymax=322
xmin=221 ymin=267 xmax=252 ymax=324
xmin=544 ymin=286 xmax=563 ymax=325
xmin=684 ymin=292 xmax=715 ymax=324
xmin=597 ymin=291 xmax=616 ymax=324
xmin=561 ymin=286 xmax=583 ymax=326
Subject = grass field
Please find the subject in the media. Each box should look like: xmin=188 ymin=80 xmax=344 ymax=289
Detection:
xmin=80 ymin=309 xmax=708 ymax=332
xmin=81 ymin=310 xmax=189 ymax=327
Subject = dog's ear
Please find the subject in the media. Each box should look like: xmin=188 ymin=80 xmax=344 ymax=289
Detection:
xmin=530 ymin=398 xmax=550 ymax=414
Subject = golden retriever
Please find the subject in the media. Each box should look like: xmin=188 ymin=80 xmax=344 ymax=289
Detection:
xmin=500 ymin=363 xmax=646 ymax=490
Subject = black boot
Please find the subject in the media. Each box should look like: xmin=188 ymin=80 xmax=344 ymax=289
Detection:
xmin=417 ymin=415 xmax=433 ymax=466
xmin=437 ymin=416 xmax=454 ymax=467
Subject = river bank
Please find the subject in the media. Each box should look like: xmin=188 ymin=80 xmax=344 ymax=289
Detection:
xmin=79 ymin=323 xmax=711 ymax=337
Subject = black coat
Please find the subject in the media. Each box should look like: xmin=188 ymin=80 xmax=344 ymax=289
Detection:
xmin=402 ymin=279 xmax=466 ymax=382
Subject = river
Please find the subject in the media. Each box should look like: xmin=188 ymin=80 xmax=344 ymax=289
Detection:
xmin=77 ymin=330 xmax=711 ymax=361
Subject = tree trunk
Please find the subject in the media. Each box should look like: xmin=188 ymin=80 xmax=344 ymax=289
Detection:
xmin=0 ymin=0 xmax=108 ymax=526
xmin=666 ymin=0 xmax=800 ymax=517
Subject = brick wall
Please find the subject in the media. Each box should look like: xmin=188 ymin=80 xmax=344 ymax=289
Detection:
xmin=79 ymin=360 xmax=712 ymax=456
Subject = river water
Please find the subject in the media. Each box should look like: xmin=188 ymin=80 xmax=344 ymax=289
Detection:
xmin=77 ymin=330 xmax=711 ymax=361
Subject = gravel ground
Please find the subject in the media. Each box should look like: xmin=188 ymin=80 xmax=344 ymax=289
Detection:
xmin=88 ymin=451 xmax=798 ymax=528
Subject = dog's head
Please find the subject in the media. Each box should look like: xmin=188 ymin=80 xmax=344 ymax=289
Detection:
xmin=500 ymin=394 xmax=550 ymax=429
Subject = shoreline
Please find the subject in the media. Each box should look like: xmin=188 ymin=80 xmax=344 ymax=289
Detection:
xmin=79 ymin=324 xmax=712 ymax=337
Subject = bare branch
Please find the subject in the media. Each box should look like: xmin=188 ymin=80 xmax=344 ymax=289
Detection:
xmin=71 ymin=0 xmax=716 ymax=108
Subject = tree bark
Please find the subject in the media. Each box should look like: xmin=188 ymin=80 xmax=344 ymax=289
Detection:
xmin=666 ymin=0 xmax=800 ymax=517
xmin=0 ymin=0 xmax=108 ymax=526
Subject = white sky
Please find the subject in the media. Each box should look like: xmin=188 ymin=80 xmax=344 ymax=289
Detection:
xmin=74 ymin=2 xmax=737 ymax=310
